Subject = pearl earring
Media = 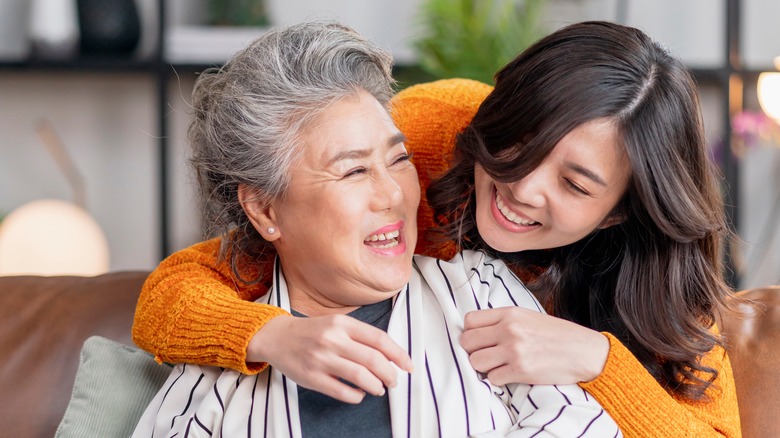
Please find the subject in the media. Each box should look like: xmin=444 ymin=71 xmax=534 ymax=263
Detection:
xmin=267 ymin=227 xmax=275 ymax=234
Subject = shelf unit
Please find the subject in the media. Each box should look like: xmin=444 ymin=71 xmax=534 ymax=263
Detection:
xmin=0 ymin=0 xmax=765 ymax=284
xmin=0 ymin=1 xmax=221 ymax=262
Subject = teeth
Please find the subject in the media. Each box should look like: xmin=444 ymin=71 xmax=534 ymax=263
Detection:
xmin=365 ymin=229 xmax=400 ymax=242
xmin=495 ymin=192 xmax=538 ymax=226
xmin=373 ymin=240 xmax=399 ymax=249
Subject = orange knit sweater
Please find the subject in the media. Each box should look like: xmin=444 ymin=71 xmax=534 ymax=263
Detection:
xmin=132 ymin=79 xmax=741 ymax=437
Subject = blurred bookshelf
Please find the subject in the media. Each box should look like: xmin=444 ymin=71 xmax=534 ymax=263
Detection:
xmin=0 ymin=0 xmax=766 ymax=282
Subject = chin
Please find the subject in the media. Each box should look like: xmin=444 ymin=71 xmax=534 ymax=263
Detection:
xmin=381 ymin=266 xmax=412 ymax=291
xmin=480 ymin=228 xmax=530 ymax=253
xmin=384 ymin=278 xmax=410 ymax=292
xmin=483 ymin=239 xmax=514 ymax=253
xmin=476 ymin=217 xmax=504 ymax=251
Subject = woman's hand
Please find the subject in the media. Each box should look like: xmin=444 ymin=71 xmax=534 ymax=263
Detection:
xmin=460 ymin=307 xmax=610 ymax=386
xmin=247 ymin=315 xmax=412 ymax=404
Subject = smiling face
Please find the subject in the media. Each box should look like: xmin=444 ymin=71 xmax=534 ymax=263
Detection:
xmin=474 ymin=118 xmax=631 ymax=253
xmin=244 ymin=91 xmax=420 ymax=316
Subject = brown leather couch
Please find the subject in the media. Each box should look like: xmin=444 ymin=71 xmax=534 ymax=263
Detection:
xmin=0 ymin=273 xmax=777 ymax=437
xmin=722 ymin=287 xmax=780 ymax=438
xmin=0 ymin=272 xmax=147 ymax=437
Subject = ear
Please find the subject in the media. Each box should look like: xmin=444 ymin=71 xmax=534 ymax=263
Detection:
xmin=598 ymin=210 xmax=627 ymax=229
xmin=238 ymin=184 xmax=280 ymax=242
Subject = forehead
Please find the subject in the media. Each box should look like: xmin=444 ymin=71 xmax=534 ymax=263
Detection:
xmin=298 ymin=93 xmax=397 ymax=163
xmin=555 ymin=118 xmax=630 ymax=183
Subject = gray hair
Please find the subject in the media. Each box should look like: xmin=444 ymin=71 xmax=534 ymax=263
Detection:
xmin=188 ymin=21 xmax=395 ymax=276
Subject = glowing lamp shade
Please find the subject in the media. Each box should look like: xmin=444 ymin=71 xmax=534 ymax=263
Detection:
xmin=758 ymin=57 xmax=780 ymax=123
xmin=758 ymin=73 xmax=780 ymax=123
xmin=0 ymin=199 xmax=110 ymax=276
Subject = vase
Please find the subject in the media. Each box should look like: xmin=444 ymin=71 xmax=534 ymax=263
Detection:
xmin=77 ymin=0 xmax=141 ymax=56
xmin=29 ymin=0 xmax=80 ymax=59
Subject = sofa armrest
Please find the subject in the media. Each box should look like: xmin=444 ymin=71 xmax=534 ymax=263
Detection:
xmin=0 ymin=271 xmax=149 ymax=438
xmin=721 ymin=286 xmax=780 ymax=438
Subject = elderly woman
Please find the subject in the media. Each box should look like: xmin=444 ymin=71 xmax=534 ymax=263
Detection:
xmin=132 ymin=22 xmax=618 ymax=437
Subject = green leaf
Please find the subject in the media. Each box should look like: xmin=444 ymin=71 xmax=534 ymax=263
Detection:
xmin=412 ymin=0 xmax=548 ymax=84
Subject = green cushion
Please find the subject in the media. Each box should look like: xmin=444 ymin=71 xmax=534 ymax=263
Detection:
xmin=55 ymin=336 xmax=171 ymax=438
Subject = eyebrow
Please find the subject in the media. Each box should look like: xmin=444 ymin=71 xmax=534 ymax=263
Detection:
xmin=326 ymin=132 xmax=408 ymax=167
xmin=565 ymin=162 xmax=607 ymax=187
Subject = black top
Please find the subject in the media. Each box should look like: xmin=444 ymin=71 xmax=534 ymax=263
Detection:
xmin=292 ymin=298 xmax=394 ymax=438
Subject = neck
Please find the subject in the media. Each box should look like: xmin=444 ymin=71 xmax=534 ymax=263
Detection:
xmin=289 ymin=293 xmax=359 ymax=317
xmin=278 ymin=259 xmax=400 ymax=317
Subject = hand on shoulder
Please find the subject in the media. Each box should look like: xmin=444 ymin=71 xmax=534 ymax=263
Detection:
xmin=247 ymin=314 xmax=412 ymax=404
xmin=461 ymin=307 xmax=609 ymax=385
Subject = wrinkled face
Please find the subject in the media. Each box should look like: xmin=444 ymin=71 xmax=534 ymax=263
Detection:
xmin=263 ymin=91 xmax=420 ymax=316
xmin=474 ymin=118 xmax=631 ymax=253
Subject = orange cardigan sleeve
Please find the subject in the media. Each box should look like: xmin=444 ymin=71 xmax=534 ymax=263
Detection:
xmin=131 ymin=237 xmax=286 ymax=374
xmin=131 ymin=79 xmax=492 ymax=373
xmin=580 ymin=332 xmax=741 ymax=437
xmin=394 ymin=78 xmax=493 ymax=259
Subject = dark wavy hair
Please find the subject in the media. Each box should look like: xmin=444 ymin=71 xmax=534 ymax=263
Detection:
xmin=427 ymin=21 xmax=737 ymax=400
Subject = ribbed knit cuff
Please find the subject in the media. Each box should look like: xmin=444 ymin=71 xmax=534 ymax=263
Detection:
xmin=578 ymin=333 xmax=744 ymax=437
xmin=155 ymin=297 xmax=289 ymax=375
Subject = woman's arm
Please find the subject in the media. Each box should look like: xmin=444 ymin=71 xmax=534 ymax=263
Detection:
xmin=133 ymin=238 xmax=411 ymax=403
xmin=392 ymin=78 xmax=493 ymax=257
xmin=132 ymin=237 xmax=280 ymax=373
xmin=580 ymin=333 xmax=740 ymax=437
xmin=461 ymin=310 xmax=741 ymax=437
xmin=458 ymin=251 xmax=620 ymax=436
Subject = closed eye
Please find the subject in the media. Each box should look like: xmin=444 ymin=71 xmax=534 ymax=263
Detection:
xmin=565 ymin=178 xmax=591 ymax=196
xmin=392 ymin=152 xmax=413 ymax=166
xmin=343 ymin=167 xmax=368 ymax=178
xmin=343 ymin=152 xmax=412 ymax=179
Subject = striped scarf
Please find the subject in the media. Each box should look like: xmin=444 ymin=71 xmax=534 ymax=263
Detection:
xmin=132 ymin=251 xmax=621 ymax=437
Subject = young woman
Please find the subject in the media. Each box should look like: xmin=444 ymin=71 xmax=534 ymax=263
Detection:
xmin=133 ymin=21 xmax=740 ymax=436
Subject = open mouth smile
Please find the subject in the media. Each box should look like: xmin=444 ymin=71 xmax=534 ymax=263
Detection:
xmin=363 ymin=221 xmax=407 ymax=255
xmin=364 ymin=229 xmax=400 ymax=249
xmin=491 ymin=187 xmax=542 ymax=232
xmin=495 ymin=191 xmax=539 ymax=226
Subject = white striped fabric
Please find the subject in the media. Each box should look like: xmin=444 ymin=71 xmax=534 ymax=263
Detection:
xmin=132 ymin=251 xmax=622 ymax=438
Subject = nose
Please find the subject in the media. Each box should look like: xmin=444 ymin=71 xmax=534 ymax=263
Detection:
xmin=371 ymin=168 xmax=404 ymax=211
xmin=506 ymin=169 xmax=546 ymax=208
